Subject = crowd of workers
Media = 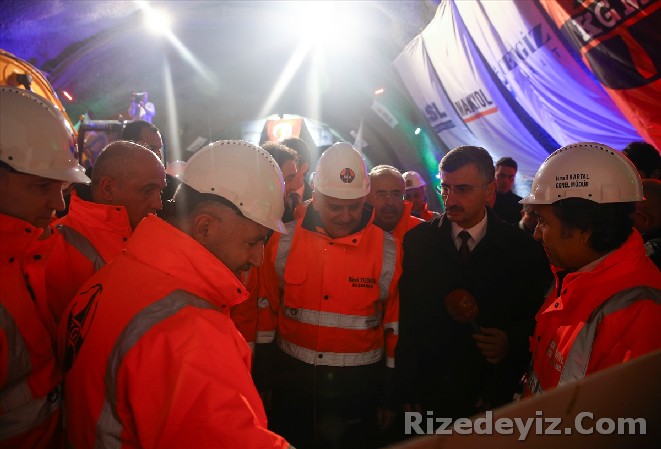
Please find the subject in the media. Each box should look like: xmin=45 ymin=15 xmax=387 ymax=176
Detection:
xmin=2 ymin=80 xmax=661 ymax=449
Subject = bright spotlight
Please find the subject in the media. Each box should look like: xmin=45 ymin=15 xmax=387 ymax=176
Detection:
xmin=145 ymin=9 xmax=171 ymax=34
xmin=414 ymin=127 xmax=421 ymax=135
xmin=138 ymin=2 xmax=171 ymax=35
xmin=374 ymin=88 xmax=385 ymax=95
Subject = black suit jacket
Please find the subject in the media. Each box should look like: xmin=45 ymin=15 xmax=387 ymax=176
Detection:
xmin=493 ymin=191 xmax=523 ymax=225
xmin=396 ymin=207 xmax=552 ymax=415
xmin=302 ymin=179 xmax=313 ymax=202
xmin=282 ymin=180 xmax=313 ymax=223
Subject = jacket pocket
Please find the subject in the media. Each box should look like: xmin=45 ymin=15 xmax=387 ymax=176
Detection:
xmin=282 ymin=263 xmax=308 ymax=309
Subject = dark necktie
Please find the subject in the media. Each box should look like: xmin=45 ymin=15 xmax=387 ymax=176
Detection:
xmin=458 ymin=230 xmax=471 ymax=264
xmin=290 ymin=192 xmax=301 ymax=210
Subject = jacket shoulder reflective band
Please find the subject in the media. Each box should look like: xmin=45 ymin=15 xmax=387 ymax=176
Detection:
xmin=95 ymin=290 xmax=218 ymax=448
xmin=528 ymin=285 xmax=661 ymax=395
xmin=274 ymin=220 xmax=298 ymax=286
xmin=56 ymin=224 xmax=105 ymax=271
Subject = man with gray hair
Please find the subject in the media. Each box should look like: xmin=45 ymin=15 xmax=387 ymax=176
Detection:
xmin=367 ymin=164 xmax=423 ymax=243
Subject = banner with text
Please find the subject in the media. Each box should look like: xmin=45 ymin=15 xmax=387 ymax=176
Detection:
xmin=421 ymin=0 xmax=554 ymax=177
xmin=539 ymin=0 xmax=661 ymax=149
xmin=394 ymin=34 xmax=482 ymax=153
xmin=454 ymin=0 xmax=642 ymax=149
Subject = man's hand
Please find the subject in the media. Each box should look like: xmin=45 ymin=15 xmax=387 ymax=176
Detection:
xmin=473 ymin=327 xmax=508 ymax=364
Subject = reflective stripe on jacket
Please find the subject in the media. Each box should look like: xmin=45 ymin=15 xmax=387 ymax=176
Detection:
xmin=258 ymin=206 xmax=401 ymax=368
xmin=0 ymin=213 xmax=61 ymax=449
xmin=46 ymin=192 xmax=132 ymax=324
xmin=528 ymin=231 xmax=661 ymax=395
xmin=56 ymin=224 xmax=104 ymax=271
xmin=59 ymin=216 xmax=290 ymax=449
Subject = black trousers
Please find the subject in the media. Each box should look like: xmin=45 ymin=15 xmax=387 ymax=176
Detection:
xmin=268 ymin=350 xmax=383 ymax=449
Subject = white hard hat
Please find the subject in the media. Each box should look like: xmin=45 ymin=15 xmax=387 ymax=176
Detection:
xmin=165 ymin=160 xmax=186 ymax=179
xmin=403 ymin=170 xmax=426 ymax=189
xmin=180 ymin=140 xmax=286 ymax=233
xmin=521 ymin=142 xmax=643 ymax=205
xmin=312 ymin=142 xmax=369 ymax=200
xmin=0 ymin=86 xmax=89 ymax=184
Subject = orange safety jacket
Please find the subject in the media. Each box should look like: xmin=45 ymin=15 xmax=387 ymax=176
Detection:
xmin=527 ymin=230 xmax=661 ymax=395
xmin=392 ymin=201 xmax=424 ymax=243
xmin=230 ymin=265 xmax=260 ymax=351
xmin=45 ymin=191 xmax=132 ymax=325
xmin=292 ymin=198 xmax=310 ymax=221
xmin=0 ymin=213 xmax=61 ymax=449
xmin=413 ymin=203 xmax=440 ymax=221
xmin=59 ymin=216 xmax=291 ymax=449
xmin=257 ymin=205 xmax=401 ymax=368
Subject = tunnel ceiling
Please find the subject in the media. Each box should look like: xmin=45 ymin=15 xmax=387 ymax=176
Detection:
xmin=1 ymin=0 xmax=441 ymax=170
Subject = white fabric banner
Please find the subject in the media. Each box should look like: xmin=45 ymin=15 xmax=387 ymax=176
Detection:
xmin=394 ymin=34 xmax=483 ymax=153
xmin=454 ymin=0 xmax=642 ymax=149
xmin=420 ymin=0 xmax=553 ymax=177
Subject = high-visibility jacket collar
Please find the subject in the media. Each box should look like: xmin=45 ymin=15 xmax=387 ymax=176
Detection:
xmin=0 ymin=212 xmax=44 ymax=261
xmin=125 ymin=215 xmax=248 ymax=309
xmin=301 ymin=201 xmax=374 ymax=245
xmin=391 ymin=201 xmax=423 ymax=242
xmin=540 ymin=230 xmax=649 ymax=318
xmin=66 ymin=191 xmax=132 ymax=234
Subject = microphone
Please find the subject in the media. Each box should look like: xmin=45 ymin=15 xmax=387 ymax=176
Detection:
xmin=444 ymin=288 xmax=481 ymax=333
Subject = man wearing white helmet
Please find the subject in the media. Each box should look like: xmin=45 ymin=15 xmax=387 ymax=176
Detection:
xmin=403 ymin=170 xmax=439 ymax=220
xmin=59 ymin=141 xmax=291 ymax=449
xmin=522 ymin=142 xmax=661 ymax=396
xmin=0 ymin=87 xmax=90 ymax=449
xmin=256 ymin=142 xmax=401 ymax=448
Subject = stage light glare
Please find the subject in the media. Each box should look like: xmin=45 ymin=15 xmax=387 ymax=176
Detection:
xmin=292 ymin=1 xmax=357 ymax=47
xmin=141 ymin=4 xmax=171 ymax=35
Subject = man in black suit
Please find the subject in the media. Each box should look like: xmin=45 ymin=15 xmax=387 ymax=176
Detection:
xmin=281 ymin=137 xmax=313 ymax=222
xmin=493 ymin=156 xmax=523 ymax=225
xmin=396 ymin=146 xmax=552 ymax=421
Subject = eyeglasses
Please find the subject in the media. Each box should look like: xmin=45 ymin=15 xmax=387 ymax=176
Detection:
xmin=374 ymin=191 xmax=404 ymax=201
xmin=435 ymin=183 xmax=484 ymax=197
